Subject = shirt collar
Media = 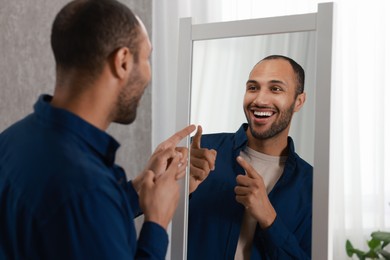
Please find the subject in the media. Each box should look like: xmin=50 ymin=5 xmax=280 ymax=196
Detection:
xmin=233 ymin=122 xmax=297 ymax=158
xmin=233 ymin=123 xmax=249 ymax=151
xmin=34 ymin=94 xmax=120 ymax=166
xmin=233 ymin=123 xmax=299 ymax=183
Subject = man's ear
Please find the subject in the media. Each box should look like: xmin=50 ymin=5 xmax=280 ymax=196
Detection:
xmin=112 ymin=47 xmax=134 ymax=80
xmin=293 ymin=92 xmax=306 ymax=112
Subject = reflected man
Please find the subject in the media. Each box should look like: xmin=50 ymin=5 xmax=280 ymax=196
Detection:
xmin=188 ymin=55 xmax=312 ymax=259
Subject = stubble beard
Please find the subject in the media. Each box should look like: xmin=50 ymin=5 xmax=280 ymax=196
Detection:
xmin=114 ymin=67 xmax=144 ymax=125
xmin=245 ymin=102 xmax=295 ymax=140
xmin=115 ymin=92 xmax=138 ymax=125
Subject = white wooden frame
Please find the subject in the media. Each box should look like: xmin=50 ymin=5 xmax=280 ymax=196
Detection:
xmin=174 ymin=3 xmax=333 ymax=259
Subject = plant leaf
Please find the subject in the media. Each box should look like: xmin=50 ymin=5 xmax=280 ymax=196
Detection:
xmin=372 ymin=231 xmax=390 ymax=243
xmin=346 ymin=240 xmax=354 ymax=257
xmin=346 ymin=240 xmax=367 ymax=257
xmin=364 ymin=249 xmax=379 ymax=258
xmin=354 ymin=249 xmax=369 ymax=257
xmin=368 ymin=238 xmax=382 ymax=251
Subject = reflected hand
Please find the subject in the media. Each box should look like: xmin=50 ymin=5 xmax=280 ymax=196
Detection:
xmin=189 ymin=125 xmax=217 ymax=193
xmin=235 ymin=156 xmax=276 ymax=229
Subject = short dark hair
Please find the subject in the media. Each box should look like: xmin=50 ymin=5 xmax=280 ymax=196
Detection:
xmin=51 ymin=0 xmax=140 ymax=78
xmin=261 ymin=55 xmax=305 ymax=96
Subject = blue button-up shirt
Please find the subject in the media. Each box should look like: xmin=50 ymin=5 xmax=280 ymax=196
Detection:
xmin=188 ymin=124 xmax=312 ymax=259
xmin=0 ymin=95 xmax=168 ymax=259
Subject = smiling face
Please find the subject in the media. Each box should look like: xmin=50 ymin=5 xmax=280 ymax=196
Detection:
xmin=243 ymin=58 xmax=305 ymax=142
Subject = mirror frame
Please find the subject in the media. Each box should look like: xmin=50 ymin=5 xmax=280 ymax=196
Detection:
xmin=174 ymin=3 xmax=333 ymax=259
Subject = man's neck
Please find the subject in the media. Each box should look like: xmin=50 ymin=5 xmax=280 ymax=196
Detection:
xmin=51 ymin=67 xmax=118 ymax=131
xmin=245 ymin=128 xmax=289 ymax=156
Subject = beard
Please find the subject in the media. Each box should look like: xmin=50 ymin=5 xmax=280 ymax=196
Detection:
xmin=115 ymin=92 xmax=138 ymax=125
xmin=245 ymin=101 xmax=295 ymax=140
xmin=113 ymin=66 xmax=146 ymax=125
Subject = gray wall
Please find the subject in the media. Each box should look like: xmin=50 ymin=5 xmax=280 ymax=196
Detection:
xmin=0 ymin=0 xmax=152 ymax=180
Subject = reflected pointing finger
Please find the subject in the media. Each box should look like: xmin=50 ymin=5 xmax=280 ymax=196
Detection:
xmin=191 ymin=125 xmax=203 ymax=149
xmin=236 ymin=156 xmax=258 ymax=179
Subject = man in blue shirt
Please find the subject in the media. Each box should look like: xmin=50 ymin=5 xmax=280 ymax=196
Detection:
xmin=0 ymin=0 xmax=195 ymax=259
xmin=188 ymin=55 xmax=313 ymax=259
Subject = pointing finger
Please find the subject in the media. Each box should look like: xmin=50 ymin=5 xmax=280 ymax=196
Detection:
xmin=157 ymin=125 xmax=196 ymax=151
xmin=236 ymin=156 xmax=259 ymax=179
xmin=191 ymin=125 xmax=203 ymax=149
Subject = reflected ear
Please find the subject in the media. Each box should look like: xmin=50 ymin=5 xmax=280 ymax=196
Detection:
xmin=294 ymin=92 xmax=306 ymax=112
xmin=112 ymin=47 xmax=134 ymax=80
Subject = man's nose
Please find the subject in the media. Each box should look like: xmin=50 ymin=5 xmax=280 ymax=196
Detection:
xmin=253 ymin=90 xmax=270 ymax=106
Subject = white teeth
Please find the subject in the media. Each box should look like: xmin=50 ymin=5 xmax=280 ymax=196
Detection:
xmin=254 ymin=111 xmax=272 ymax=117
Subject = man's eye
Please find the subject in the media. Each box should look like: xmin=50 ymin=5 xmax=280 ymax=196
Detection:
xmin=247 ymin=85 xmax=257 ymax=91
xmin=270 ymin=86 xmax=282 ymax=92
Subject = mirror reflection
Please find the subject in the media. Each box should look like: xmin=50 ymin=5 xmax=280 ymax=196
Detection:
xmin=190 ymin=31 xmax=316 ymax=164
xmin=187 ymin=31 xmax=316 ymax=259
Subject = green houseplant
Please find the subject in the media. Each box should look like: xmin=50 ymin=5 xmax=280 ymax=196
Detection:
xmin=346 ymin=231 xmax=390 ymax=259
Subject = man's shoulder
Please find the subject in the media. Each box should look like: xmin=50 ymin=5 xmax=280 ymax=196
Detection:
xmin=286 ymin=137 xmax=313 ymax=171
xmin=285 ymin=150 xmax=313 ymax=192
xmin=202 ymin=131 xmax=235 ymax=140
xmin=294 ymin=153 xmax=313 ymax=170
xmin=0 ymin=113 xmax=34 ymax=139
xmin=0 ymin=115 xmax=116 ymax=220
xmin=201 ymin=132 xmax=236 ymax=148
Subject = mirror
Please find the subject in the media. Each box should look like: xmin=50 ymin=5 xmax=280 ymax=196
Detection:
xmin=174 ymin=3 xmax=333 ymax=259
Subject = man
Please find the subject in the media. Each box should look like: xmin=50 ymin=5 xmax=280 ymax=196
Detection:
xmin=0 ymin=0 xmax=195 ymax=259
xmin=188 ymin=55 xmax=313 ymax=259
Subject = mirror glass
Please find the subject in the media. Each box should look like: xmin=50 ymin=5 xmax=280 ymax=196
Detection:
xmin=190 ymin=31 xmax=316 ymax=164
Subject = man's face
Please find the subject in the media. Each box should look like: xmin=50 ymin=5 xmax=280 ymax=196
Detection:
xmin=115 ymin=22 xmax=152 ymax=125
xmin=243 ymin=59 xmax=305 ymax=140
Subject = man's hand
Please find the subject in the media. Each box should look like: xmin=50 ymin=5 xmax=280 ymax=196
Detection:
xmin=189 ymin=125 xmax=217 ymax=193
xmin=139 ymin=154 xmax=182 ymax=230
xmin=132 ymin=125 xmax=195 ymax=193
xmin=134 ymin=125 xmax=196 ymax=230
xmin=235 ymin=156 xmax=276 ymax=229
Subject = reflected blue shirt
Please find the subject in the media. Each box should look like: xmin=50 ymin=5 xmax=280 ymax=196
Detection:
xmin=0 ymin=95 xmax=168 ymax=259
xmin=188 ymin=124 xmax=312 ymax=259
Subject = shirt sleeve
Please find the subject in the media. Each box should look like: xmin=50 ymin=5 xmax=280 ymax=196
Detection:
xmin=254 ymin=214 xmax=311 ymax=259
xmin=127 ymin=180 xmax=143 ymax=217
xmin=112 ymin=164 xmax=143 ymax=217
xmin=37 ymin=188 xmax=168 ymax=260
xmin=136 ymin=222 xmax=169 ymax=259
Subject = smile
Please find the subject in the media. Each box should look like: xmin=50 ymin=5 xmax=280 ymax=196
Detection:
xmin=253 ymin=111 xmax=273 ymax=118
